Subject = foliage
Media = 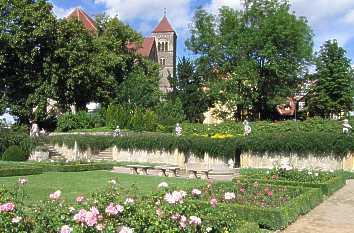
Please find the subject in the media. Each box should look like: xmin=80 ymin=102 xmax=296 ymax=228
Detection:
xmin=154 ymin=98 xmax=186 ymax=130
xmin=105 ymin=104 xmax=131 ymax=129
xmin=0 ymin=180 xmax=261 ymax=233
xmin=0 ymin=126 xmax=33 ymax=157
xmin=307 ymin=40 xmax=354 ymax=117
xmin=239 ymin=168 xmax=346 ymax=195
xmin=186 ymin=0 xmax=313 ymax=120
xmin=171 ymin=57 xmax=210 ymax=123
xmin=2 ymin=145 xmax=28 ymax=161
xmin=57 ymin=111 xmax=97 ymax=132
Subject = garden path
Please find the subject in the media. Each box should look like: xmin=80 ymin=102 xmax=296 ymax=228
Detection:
xmin=281 ymin=180 xmax=354 ymax=233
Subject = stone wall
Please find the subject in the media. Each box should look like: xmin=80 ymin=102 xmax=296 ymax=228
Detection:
xmin=241 ymin=152 xmax=354 ymax=171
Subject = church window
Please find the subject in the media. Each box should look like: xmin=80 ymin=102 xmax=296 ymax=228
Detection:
xmin=158 ymin=42 xmax=161 ymax=51
xmin=160 ymin=58 xmax=166 ymax=66
xmin=165 ymin=42 xmax=168 ymax=51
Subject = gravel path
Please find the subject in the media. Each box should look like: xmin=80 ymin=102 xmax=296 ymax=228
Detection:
xmin=282 ymin=180 xmax=354 ymax=233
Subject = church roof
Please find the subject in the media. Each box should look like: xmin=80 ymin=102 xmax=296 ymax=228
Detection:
xmin=152 ymin=16 xmax=175 ymax=33
xmin=127 ymin=37 xmax=156 ymax=57
xmin=67 ymin=8 xmax=97 ymax=33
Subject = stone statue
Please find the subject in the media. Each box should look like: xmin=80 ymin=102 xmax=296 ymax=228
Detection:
xmin=175 ymin=123 xmax=182 ymax=136
xmin=30 ymin=122 xmax=39 ymax=137
xmin=113 ymin=125 xmax=122 ymax=137
xmin=243 ymin=120 xmax=252 ymax=136
xmin=343 ymin=119 xmax=352 ymax=134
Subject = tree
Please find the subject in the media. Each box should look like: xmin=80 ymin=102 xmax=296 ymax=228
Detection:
xmin=307 ymin=40 xmax=353 ymax=117
xmin=0 ymin=0 xmax=57 ymax=123
xmin=186 ymin=0 xmax=313 ymax=120
xmin=172 ymin=57 xmax=209 ymax=122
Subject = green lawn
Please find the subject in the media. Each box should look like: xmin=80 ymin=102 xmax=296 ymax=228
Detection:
xmin=0 ymin=171 xmax=204 ymax=204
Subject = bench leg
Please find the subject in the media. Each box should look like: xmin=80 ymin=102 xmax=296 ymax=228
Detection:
xmin=168 ymin=170 xmax=177 ymax=177
xmin=130 ymin=168 xmax=138 ymax=175
xmin=201 ymin=172 xmax=209 ymax=180
xmin=158 ymin=170 xmax=167 ymax=177
xmin=140 ymin=168 xmax=148 ymax=175
xmin=189 ymin=171 xmax=198 ymax=179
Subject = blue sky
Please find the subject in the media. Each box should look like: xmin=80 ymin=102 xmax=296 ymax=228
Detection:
xmin=51 ymin=0 xmax=354 ymax=64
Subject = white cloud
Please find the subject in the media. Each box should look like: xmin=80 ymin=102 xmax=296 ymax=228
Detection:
xmin=94 ymin=0 xmax=192 ymax=32
xmin=52 ymin=4 xmax=75 ymax=19
xmin=205 ymin=0 xmax=242 ymax=14
xmin=344 ymin=9 xmax=354 ymax=24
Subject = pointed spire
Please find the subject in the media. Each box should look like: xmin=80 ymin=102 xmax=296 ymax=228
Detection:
xmin=152 ymin=14 xmax=175 ymax=33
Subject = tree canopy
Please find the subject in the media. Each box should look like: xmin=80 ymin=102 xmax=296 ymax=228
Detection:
xmin=186 ymin=0 xmax=313 ymax=120
xmin=307 ymin=40 xmax=353 ymax=117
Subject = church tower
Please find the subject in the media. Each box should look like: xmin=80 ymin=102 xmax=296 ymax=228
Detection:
xmin=151 ymin=14 xmax=177 ymax=93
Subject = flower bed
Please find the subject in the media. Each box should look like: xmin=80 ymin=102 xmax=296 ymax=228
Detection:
xmin=165 ymin=181 xmax=323 ymax=230
xmin=0 ymin=179 xmax=261 ymax=233
xmin=239 ymin=168 xmax=346 ymax=195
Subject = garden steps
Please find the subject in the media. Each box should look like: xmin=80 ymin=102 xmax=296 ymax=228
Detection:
xmin=93 ymin=148 xmax=113 ymax=161
xmin=45 ymin=144 xmax=66 ymax=161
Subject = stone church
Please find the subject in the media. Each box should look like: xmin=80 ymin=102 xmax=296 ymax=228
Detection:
xmin=67 ymin=8 xmax=177 ymax=93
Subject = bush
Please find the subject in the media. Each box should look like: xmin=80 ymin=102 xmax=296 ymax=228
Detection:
xmin=57 ymin=111 xmax=95 ymax=132
xmin=0 ymin=167 xmax=43 ymax=177
xmin=2 ymin=145 xmax=28 ymax=161
xmin=155 ymin=98 xmax=186 ymax=130
xmin=0 ymin=126 xmax=33 ymax=157
xmin=105 ymin=104 xmax=131 ymax=129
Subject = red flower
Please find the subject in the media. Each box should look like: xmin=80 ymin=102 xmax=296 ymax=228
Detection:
xmin=240 ymin=188 xmax=245 ymax=193
xmin=267 ymin=191 xmax=273 ymax=197
xmin=272 ymin=175 xmax=278 ymax=180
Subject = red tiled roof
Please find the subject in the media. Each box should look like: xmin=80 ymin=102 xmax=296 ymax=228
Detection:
xmin=152 ymin=16 xmax=175 ymax=33
xmin=67 ymin=8 xmax=97 ymax=33
xmin=127 ymin=37 xmax=156 ymax=57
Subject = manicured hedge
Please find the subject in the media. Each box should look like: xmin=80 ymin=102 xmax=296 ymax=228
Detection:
xmin=193 ymin=185 xmax=322 ymax=230
xmin=238 ymin=175 xmax=346 ymax=195
xmin=0 ymin=167 xmax=43 ymax=177
xmin=0 ymin=163 xmax=115 ymax=177
xmin=45 ymin=133 xmax=240 ymax=159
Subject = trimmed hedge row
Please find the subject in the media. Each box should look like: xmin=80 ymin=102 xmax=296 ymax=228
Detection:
xmin=0 ymin=163 xmax=115 ymax=177
xmin=193 ymin=186 xmax=323 ymax=230
xmin=46 ymin=133 xmax=239 ymax=159
xmin=238 ymin=175 xmax=346 ymax=195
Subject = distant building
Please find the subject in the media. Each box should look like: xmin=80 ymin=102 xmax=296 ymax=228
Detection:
xmin=66 ymin=8 xmax=176 ymax=93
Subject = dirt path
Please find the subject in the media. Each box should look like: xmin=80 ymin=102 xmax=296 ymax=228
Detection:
xmin=282 ymin=180 xmax=354 ymax=233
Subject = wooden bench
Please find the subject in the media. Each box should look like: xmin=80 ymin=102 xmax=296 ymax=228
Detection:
xmin=126 ymin=165 xmax=152 ymax=175
xmin=155 ymin=166 xmax=180 ymax=177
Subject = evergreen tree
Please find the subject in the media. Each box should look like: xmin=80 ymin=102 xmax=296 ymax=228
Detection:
xmin=172 ymin=57 xmax=209 ymax=123
xmin=307 ymin=40 xmax=353 ymax=117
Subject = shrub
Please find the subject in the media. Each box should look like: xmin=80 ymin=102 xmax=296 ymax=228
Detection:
xmin=0 ymin=126 xmax=33 ymax=156
xmin=105 ymin=104 xmax=131 ymax=129
xmin=2 ymin=145 xmax=28 ymax=161
xmin=57 ymin=111 xmax=95 ymax=132
xmin=0 ymin=167 xmax=43 ymax=177
xmin=155 ymin=98 xmax=186 ymax=130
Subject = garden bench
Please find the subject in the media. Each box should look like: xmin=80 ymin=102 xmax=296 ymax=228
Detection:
xmin=154 ymin=166 xmax=180 ymax=177
xmin=126 ymin=165 xmax=152 ymax=175
xmin=188 ymin=169 xmax=212 ymax=180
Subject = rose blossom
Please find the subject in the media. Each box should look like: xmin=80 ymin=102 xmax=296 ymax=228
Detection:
xmin=171 ymin=213 xmax=181 ymax=221
xmin=158 ymin=182 xmax=169 ymax=188
xmin=0 ymin=202 xmax=16 ymax=212
xmin=60 ymin=225 xmax=72 ymax=233
xmin=74 ymin=209 xmax=87 ymax=222
xmin=191 ymin=188 xmax=202 ymax=196
xmin=17 ymin=178 xmax=28 ymax=185
xmin=105 ymin=203 xmax=124 ymax=216
xmin=210 ymin=197 xmax=218 ymax=208
xmin=164 ymin=191 xmax=185 ymax=204
xmin=124 ymin=198 xmax=134 ymax=205
xmin=189 ymin=216 xmax=202 ymax=225
xmin=240 ymin=187 xmax=245 ymax=193
xmin=156 ymin=208 xmax=162 ymax=218
xmin=49 ymin=190 xmax=61 ymax=200
xmin=224 ymin=192 xmax=236 ymax=200
xmin=179 ymin=215 xmax=187 ymax=229
xmin=11 ymin=216 xmax=22 ymax=223
xmin=267 ymin=191 xmax=273 ymax=197
xmin=109 ymin=179 xmax=117 ymax=185
xmin=76 ymin=195 xmax=85 ymax=203
xmin=96 ymin=224 xmax=105 ymax=231
xmin=118 ymin=226 xmax=133 ymax=233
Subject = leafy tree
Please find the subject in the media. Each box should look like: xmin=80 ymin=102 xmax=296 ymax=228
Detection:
xmin=172 ymin=57 xmax=209 ymax=122
xmin=0 ymin=0 xmax=57 ymax=123
xmin=186 ymin=0 xmax=313 ymax=120
xmin=307 ymin=40 xmax=354 ymax=117
xmin=115 ymin=61 xmax=161 ymax=109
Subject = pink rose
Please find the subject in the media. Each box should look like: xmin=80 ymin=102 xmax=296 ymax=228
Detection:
xmin=189 ymin=216 xmax=202 ymax=225
xmin=118 ymin=226 xmax=133 ymax=233
xmin=0 ymin=202 xmax=16 ymax=212
xmin=60 ymin=225 xmax=72 ymax=233
xmin=96 ymin=223 xmax=105 ymax=231
xmin=210 ymin=197 xmax=218 ymax=208
xmin=76 ymin=195 xmax=85 ymax=203
xmin=49 ymin=190 xmax=61 ymax=200
xmin=267 ymin=191 xmax=273 ymax=197
xmin=179 ymin=215 xmax=187 ymax=229
xmin=191 ymin=189 xmax=202 ymax=196
xmin=11 ymin=216 xmax=22 ymax=223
